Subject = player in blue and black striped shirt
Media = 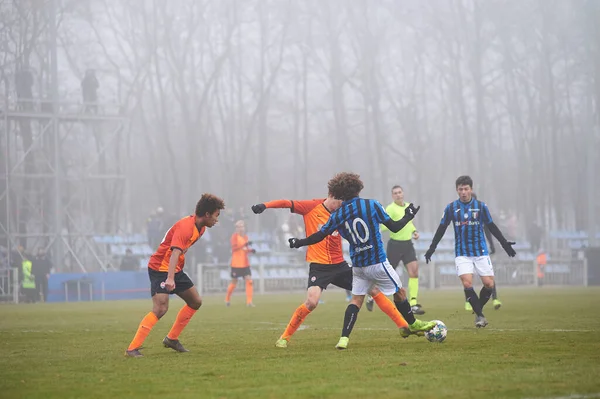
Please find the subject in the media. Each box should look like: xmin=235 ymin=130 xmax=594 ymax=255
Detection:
xmin=289 ymin=173 xmax=436 ymax=349
xmin=424 ymin=175 xmax=516 ymax=328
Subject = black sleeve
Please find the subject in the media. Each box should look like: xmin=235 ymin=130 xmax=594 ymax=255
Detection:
xmin=484 ymin=225 xmax=496 ymax=252
xmin=381 ymin=215 xmax=412 ymax=233
xmin=428 ymin=224 xmax=449 ymax=251
xmin=486 ymin=222 xmax=508 ymax=245
xmin=295 ymin=231 xmax=327 ymax=247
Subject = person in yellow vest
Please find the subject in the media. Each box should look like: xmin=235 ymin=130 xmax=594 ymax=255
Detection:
xmin=21 ymin=255 xmax=37 ymax=303
xmin=366 ymin=185 xmax=425 ymax=315
xmin=536 ymin=249 xmax=547 ymax=287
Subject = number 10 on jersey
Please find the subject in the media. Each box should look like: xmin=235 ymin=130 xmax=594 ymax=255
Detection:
xmin=345 ymin=218 xmax=370 ymax=244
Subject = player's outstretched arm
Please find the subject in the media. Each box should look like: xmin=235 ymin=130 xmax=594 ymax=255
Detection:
xmin=288 ymin=231 xmax=327 ymax=248
xmin=486 ymin=222 xmax=516 ymax=257
xmin=483 ymin=225 xmax=496 ymax=254
xmin=251 ymin=199 xmax=294 ymax=214
xmin=425 ymin=224 xmax=449 ymax=263
xmin=381 ymin=203 xmax=420 ymax=233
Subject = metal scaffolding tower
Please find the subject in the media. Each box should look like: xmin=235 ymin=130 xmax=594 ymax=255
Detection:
xmin=0 ymin=0 xmax=130 ymax=273
xmin=0 ymin=98 xmax=129 ymax=272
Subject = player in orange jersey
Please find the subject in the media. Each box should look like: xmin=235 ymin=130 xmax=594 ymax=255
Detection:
xmin=125 ymin=194 xmax=225 ymax=358
xmin=252 ymin=195 xmax=410 ymax=348
xmin=225 ymin=220 xmax=257 ymax=307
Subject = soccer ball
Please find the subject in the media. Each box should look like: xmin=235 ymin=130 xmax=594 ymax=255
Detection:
xmin=425 ymin=320 xmax=447 ymax=343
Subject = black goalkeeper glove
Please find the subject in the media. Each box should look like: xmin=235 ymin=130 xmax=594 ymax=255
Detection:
xmin=424 ymin=248 xmax=435 ymax=264
xmin=501 ymin=241 xmax=516 ymax=257
xmin=404 ymin=203 xmax=420 ymax=220
xmin=251 ymin=204 xmax=266 ymax=214
xmin=288 ymin=238 xmax=301 ymax=248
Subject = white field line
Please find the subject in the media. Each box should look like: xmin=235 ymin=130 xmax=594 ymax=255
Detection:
xmin=524 ymin=393 xmax=600 ymax=399
xmin=250 ymin=323 xmax=596 ymax=333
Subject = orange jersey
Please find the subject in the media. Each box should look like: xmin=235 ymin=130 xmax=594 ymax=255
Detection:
xmin=148 ymin=216 xmax=204 ymax=273
xmin=231 ymin=233 xmax=251 ymax=268
xmin=264 ymin=199 xmax=344 ymax=264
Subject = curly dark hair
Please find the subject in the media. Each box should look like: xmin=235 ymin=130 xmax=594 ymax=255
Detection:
xmin=195 ymin=193 xmax=225 ymax=217
xmin=455 ymin=175 xmax=473 ymax=188
xmin=327 ymin=172 xmax=364 ymax=201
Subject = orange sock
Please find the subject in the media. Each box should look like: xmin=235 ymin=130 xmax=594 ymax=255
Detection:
xmin=372 ymin=292 xmax=408 ymax=328
xmin=127 ymin=312 xmax=159 ymax=350
xmin=245 ymin=279 xmax=253 ymax=304
xmin=225 ymin=283 xmax=236 ymax=302
xmin=167 ymin=304 xmax=197 ymax=340
xmin=281 ymin=304 xmax=312 ymax=340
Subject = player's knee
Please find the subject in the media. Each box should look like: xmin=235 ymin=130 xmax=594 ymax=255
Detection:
xmin=393 ymin=290 xmax=406 ymax=302
xmin=305 ymin=298 xmax=318 ymax=311
xmin=153 ymin=304 xmax=168 ymax=319
xmin=188 ymin=298 xmax=202 ymax=310
xmin=461 ymin=281 xmax=473 ymax=289
xmin=483 ymin=281 xmax=494 ymax=289
xmin=350 ymin=298 xmax=363 ymax=308
xmin=246 ymin=278 xmax=253 ymax=286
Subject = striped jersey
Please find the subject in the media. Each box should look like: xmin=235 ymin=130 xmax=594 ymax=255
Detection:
xmin=320 ymin=197 xmax=391 ymax=267
xmin=439 ymin=198 xmax=493 ymax=257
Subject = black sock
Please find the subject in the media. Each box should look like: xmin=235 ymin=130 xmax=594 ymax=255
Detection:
xmin=464 ymin=288 xmax=484 ymax=317
xmin=395 ymin=299 xmax=416 ymax=325
xmin=492 ymin=284 xmax=498 ymax=300
xmin=464 ymin=290 xmax=469 ymax=301
xmin=341 ymin=304 xmax=360 ymax=338
xmin=479 ymin=286 xmax=493 ymax=309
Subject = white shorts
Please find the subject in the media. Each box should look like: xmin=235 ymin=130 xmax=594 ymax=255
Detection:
xmin=455 ymin=256 xmax=494 ymax=277
xmin=352 ymin=260 xmax=403 ymax=296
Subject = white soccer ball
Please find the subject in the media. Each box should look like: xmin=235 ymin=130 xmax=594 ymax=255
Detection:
xmin=425 ymin=320 xmax=447 ymax=343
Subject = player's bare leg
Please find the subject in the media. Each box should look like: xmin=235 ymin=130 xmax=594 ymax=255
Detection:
xmin=276 ymin=286 xmax=322 ymax=348
xmin=125 ymin=294 xmax=169 ymax=357
xmin=460 ymin=273 xmax=488 ymax=328
xmin=162 ymin=287 xmax=202 ymax=353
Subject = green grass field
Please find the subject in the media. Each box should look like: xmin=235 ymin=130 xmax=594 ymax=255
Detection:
xmin=1 ymin=287 xmax=600 ymax=399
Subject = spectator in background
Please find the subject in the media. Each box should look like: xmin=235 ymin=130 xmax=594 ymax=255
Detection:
xmin=20 ymin=251 xmax=37 ymax=303
xmin=528 ymin=221 xmax=544 ymax=253
xmin=81 ymin=69 xmax=99 ymax=113
xmin=536 ymin=249 xmax=547 ymax=286
xmin=32 ymin=248 xmax=53 ymax=302
xmin=146 ymin=207 xmax=166 ymax=251
xmin=120 ymin=248 xmax=139 ymax=271
xmin=0 ymin=246 xmax=9 ymax=299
